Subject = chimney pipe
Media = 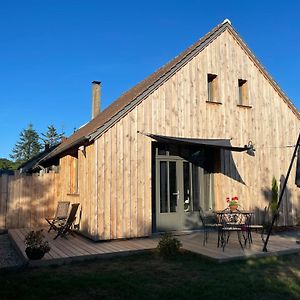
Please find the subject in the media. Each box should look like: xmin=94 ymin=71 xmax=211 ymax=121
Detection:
xmin=92 ymin=81 xmax=101 ymax=119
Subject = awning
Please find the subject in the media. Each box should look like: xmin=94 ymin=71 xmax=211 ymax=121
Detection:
xmin=144 ymin=133 xmax=251 ymax=152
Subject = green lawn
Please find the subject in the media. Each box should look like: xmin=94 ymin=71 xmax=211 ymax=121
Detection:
xmin=0 ymin=250 xmax=300 ymax=300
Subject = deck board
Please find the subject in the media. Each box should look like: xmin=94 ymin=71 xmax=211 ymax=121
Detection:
xmin=8 ymin=228 xmax=300 ymax=266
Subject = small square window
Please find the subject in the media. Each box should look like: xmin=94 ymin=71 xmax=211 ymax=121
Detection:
xmin=207 ymin=74 xmax=218 ymax=102
xmin=238 ymin=79 xmax=249 ymax=106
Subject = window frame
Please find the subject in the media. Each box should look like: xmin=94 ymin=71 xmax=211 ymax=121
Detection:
xmin=238 ymin=79 xmax=251 ymax=107
xmin=207 ymin=73 xmax=220 ymax=103
xmin=68 ymin=154 xmax=79 ymax=195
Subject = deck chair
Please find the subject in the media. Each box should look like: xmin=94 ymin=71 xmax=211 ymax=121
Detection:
xmin=45 ymin=201 xmax=70 ymax=232
xmin=54 ymin=203 xmax=80 ymax=240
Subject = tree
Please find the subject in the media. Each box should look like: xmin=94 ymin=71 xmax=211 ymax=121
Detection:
xmin=270 ymin=176 xmax=279 ymax=226
xmin=10 ymin=124 xmax=42 ymax=164
xmin=0 ymin=158 xmax=17 ymax=170
xmin=40 ymin=125 xmax=64 ymax=147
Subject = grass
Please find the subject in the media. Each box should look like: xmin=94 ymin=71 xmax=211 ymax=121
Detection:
xmin=0 ymin=250 xmax=300 ymax=300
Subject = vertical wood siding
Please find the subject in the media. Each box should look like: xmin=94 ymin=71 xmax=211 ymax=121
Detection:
xmin=88 ymin=29 xmax=300 ymax=240
xmin=7 ymin=29 xmax=296 ymax=240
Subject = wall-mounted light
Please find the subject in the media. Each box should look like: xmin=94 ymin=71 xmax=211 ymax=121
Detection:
xmin=246 ymin=140 xmax=255 ymax=156
xmin=78 ymin=145 xmax=86 ymax=157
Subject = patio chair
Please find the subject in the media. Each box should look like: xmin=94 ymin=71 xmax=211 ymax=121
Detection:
xmin=220 ymin=209 xmax=247 ymax=251
xmin=45 ymin=201 xmax=70 ymax=232
xmin=199 ymin=207 xmax=222 ymax=246
xmin=54 ymin=203 xmax=80 ymax=240
xmin=247 ymin=206 xmax=268 ymax=243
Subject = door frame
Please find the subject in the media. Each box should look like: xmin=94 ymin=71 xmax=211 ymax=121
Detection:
xmin=155 ymin=157 xmax=185 ymax=231
xmin=152 ymin=143 xmax=216 ymax=233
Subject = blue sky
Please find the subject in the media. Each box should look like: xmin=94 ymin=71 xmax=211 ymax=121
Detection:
xmin=0 ymin=0 xmax=299 ymax=159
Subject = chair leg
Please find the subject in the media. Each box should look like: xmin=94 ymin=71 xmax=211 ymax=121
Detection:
xmin=203 ymin=229 xmax=207 ymax=246
xmin=237 ymin=231 xmax=244 ymax=250
xmin=261 ymin=228 xmax=265 ymax=243
xmin=221 ymin=231 xmax=228 ymax=251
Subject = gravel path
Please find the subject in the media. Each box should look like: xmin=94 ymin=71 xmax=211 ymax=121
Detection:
xmin=0 ymin=234 xmax=23 ymax=269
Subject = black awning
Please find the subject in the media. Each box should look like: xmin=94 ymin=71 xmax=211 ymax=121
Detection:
xmin=144 ymin=133 xmax=250 ymax=152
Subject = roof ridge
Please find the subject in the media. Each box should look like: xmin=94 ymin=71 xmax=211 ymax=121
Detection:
xmin=42 ymin=20 xmax=299 ymax=162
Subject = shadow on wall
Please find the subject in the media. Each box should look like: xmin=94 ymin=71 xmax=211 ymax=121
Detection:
xmin=261 ymin=174 xmax=294 ymax=226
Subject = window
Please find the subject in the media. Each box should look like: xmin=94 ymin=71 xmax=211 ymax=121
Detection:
xmin=238 ymin=79 xmax=249 ymax=106
xmin=69 ymin=155 xmax=79 ymax=194
xmin=207 ymin=74 xmax=219 ymax=102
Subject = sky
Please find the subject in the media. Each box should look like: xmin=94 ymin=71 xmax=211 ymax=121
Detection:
xmin=0 ymin=0 xmax=299 ymax=159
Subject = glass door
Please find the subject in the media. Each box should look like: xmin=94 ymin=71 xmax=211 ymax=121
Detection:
xmin=156 ymin=159 xmax=183 ymax=231
xmin=156 ymin=159 xmax=214 ymax=231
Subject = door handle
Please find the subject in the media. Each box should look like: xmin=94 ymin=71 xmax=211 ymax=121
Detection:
xmin=172 ymin=191 xmax=179 ymax=196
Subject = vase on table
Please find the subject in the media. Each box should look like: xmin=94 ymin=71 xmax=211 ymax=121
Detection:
xmin=229 ymin=205 xmax=238 ymax=212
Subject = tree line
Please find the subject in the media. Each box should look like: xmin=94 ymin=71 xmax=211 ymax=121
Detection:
xmin=0 ymin=124 xmax=64 ymax=171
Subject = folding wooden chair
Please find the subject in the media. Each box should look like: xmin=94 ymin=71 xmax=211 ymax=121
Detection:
xmin=45 ymin=201 xmax=70 ymax=232
xmin=54 ymin=203 xmax=80 ymax=240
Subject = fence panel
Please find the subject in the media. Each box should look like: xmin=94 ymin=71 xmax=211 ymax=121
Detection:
xmin=0 ymin=172 xmax=60 ymax=230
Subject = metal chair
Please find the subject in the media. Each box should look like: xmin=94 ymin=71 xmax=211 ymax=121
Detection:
xmin=199 ymin=207 xmax=222 ymax=246
xmin=45 ymin=201 xmax=70 ymax=232
xmin=220 ymin=208 xmax=247 ymax=251
xmin=247 ymin=206 xmax=268 ymax=243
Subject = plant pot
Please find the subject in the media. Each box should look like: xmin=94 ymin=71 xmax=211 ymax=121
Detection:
xmin=25 ymin=247 xmax=46 ymax=260
xmin=229 ymin=205 xmax=238 ymax=212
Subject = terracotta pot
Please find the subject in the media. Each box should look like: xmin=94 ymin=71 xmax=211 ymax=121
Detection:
xmin=229 ymin=205 xmax=238 ymax=212
xmin=25 ymin=247 xmax=46 ymax=260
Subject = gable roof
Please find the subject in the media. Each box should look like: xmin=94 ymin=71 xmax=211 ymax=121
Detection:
xmin=42 ymin=19 xmax=300 ymax=162
xmin=18 ymin=144 xmax=60 ymax=173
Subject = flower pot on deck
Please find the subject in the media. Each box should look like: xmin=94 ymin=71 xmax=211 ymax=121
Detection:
xmin=25 ymin=247 xmax=46 ymax=260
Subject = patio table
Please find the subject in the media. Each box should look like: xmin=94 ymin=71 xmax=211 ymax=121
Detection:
xmin=214 ymin=209 xmax=254 ymax=251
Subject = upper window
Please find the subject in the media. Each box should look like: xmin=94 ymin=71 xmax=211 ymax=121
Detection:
xmin=207 ymin=74 xmax=219 ymax=103
xmin=238 ymin=79 xmax=249 ymax=106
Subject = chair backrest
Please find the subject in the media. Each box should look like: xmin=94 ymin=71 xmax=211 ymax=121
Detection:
xmin=199 ymin=207 xmax=216 ymax=226
xmin=55 ymin=201 xmax=70 ymax=219
xmin=66 ymin=203 xmax=80 ymax=224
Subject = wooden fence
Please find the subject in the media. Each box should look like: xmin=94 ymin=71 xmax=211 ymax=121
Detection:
xmin=0 ymin=172 xmax=61 ymax=231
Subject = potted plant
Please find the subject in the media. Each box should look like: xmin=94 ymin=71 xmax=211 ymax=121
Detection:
xmin=227 ymin=196 xmax=239 ymax=212
xmin=24 ymin=229 xmax=51 ymax=260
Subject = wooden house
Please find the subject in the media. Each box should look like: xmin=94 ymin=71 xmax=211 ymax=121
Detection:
xmin=40 ymin=19 xmax=300 ymax=241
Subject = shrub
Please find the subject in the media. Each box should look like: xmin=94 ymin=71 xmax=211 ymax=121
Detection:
xmin=157 ymin=232 xmax=182 ymax=258
xmin=24 ymin=229 xmax=51 ymax=253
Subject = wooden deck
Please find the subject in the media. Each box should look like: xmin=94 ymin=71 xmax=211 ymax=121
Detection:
xmin=8 ymin=228 xmax=300 ymax=266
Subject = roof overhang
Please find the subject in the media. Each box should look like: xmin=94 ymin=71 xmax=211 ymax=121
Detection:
xmin=39 ymin=136 xmax=88 ymax=165
xmin=144 ymin=133 xmax=251 ymax=152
